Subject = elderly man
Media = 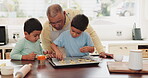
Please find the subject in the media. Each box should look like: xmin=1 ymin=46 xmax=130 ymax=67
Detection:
xmin=41 ymin=4 xmax=113 ymax=58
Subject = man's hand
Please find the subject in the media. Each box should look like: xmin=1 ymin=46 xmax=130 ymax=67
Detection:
xmin=99 ymin=52 xmax=113 ymax=58
xmin=22 ymin=52 xmax=37 ymax=60
xmin=43 ymin=50 xmax=56 ymax=58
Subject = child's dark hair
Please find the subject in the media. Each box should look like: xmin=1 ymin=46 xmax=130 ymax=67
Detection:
xmin=71 ymin=14 xmax=89 ymax=31
xmin=24 ymin=18 xmax=42 ymax=34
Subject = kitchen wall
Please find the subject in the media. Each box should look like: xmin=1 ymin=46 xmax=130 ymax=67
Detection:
xmin=91 ymin=24 xmax=133 ymax=41
xmin=90 ymin=16 xmax=136 ymax=40
xmin=7 ymin=18 xmax=47 ymax=43
xmin=7 ymin=19 xmax=139 ymax=43
xmin=140 ymin=0 xmax=148 ymax=40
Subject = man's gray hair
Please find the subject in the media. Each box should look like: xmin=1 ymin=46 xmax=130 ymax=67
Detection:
xmin=46 ymin=4 xmax=63 ymax=17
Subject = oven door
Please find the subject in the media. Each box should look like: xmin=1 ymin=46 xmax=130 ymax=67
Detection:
xmin=138 ymin=45 xmax=148 ymax=58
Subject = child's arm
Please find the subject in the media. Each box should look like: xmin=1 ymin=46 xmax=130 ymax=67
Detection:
xmin=80 ymin=46 xmax=94 ymax=53
xmin=79 ymin=33 xmax=95 ymax=53
xmin=10 ymin=39 xmax=38 ymax=60
xmin=51 ymin=43 xmax=64 ymax=60
xmin=10 ymin=40 xmax=24 ymax=60
xmin=22 ymin=52 xmax=37 ymax=60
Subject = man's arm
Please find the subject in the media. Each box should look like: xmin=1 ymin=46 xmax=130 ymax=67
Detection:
xmin=85 ymin=25 xmax=104 ymax=53
xmin=85 ymin=25 xmax=114 ymax=58
xmin=40 ymin=21 xmax=52 ymax=51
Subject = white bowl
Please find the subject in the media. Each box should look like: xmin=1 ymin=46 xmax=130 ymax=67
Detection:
xmin=1 ymin=66 xmax=14 ymax=75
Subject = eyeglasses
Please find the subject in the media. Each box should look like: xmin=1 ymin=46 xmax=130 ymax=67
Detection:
xmin=49 ymin=19 xmax=63 ymax=25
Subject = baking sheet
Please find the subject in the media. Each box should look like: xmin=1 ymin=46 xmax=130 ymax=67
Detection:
xmin=49 ymin=56 xmax=102 ymax=67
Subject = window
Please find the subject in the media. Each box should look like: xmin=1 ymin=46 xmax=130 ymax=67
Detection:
xmin=0 ymin=0 xmax=137 ymax=27
xmin=68 ymin=0 xmax=137 ymax=26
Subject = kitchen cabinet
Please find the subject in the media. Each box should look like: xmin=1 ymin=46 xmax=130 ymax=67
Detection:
xmin=108 ymin=44 xmax=138 ymax=56
xmin=0 ymin=43 xmax=15 ymax=59
xmin=138 ymin=44 xmax=148 ymax=58
xmin=102 ymin=41 xmax=148 ymax=56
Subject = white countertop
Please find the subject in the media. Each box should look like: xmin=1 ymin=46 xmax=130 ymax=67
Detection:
xmin=0 ymin=43 xmax=16 ymax=49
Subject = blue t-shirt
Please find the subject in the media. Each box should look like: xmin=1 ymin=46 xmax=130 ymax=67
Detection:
xmin=53 ymin=30 xmax=94 ymax=57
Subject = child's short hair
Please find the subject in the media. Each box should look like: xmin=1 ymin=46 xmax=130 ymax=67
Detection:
xmin=24 ymin=18 xmax=42 ymax=34
xmin=71 ymin=14 xmax=89 ymax=31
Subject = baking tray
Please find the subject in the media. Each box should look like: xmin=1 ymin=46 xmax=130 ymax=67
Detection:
xmin=48 ymin=56 xmax=102 ymax=68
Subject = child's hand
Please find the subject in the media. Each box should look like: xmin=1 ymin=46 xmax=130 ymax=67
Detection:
xmin=80 ymin=46 xmax=94 ymax=53
xmin=27 ymin=52 xmax=37 ymax=60
xmin=80 ymin=46 xmax=90 ymax=53
xmin=55 ymin=52 xmax=63 ymax=60
xmin=22 ymin=52 xmax=37 ymax=60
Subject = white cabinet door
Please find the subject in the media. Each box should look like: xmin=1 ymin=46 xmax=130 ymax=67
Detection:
xmin=109 ymin=44 xmax=138 ymax=56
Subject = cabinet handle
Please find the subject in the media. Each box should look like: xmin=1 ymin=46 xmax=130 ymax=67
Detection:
xmin=125 ymin=47 xmax=127 ymax=49
xmin=120 ymin=47 xmax=122 ymax=49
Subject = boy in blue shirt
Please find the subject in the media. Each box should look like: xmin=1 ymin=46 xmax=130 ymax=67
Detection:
xmin=10 ymin=18 xmax=51 ymax=60
xmin=51 ymin=14 xmax=94 ymax=60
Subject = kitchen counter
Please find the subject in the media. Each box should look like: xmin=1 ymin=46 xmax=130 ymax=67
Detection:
xmin=1 ymin=58 xmax=148 ymax=78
